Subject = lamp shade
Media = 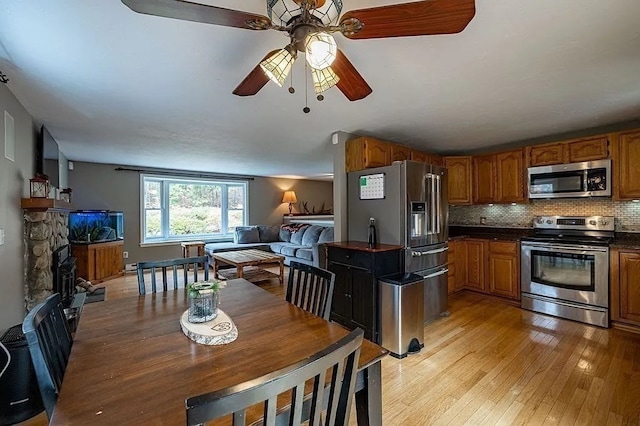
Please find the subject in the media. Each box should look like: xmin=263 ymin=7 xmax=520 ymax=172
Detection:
xmin=260 ymin=47 xmax=296 ymax=87
xmin=305 ymin=32 xmax=337 ymax=70
xmin=311 ymin=66 xmax=340 ymax=94
xmin=282 ymin=190 xmax=297 ymax=203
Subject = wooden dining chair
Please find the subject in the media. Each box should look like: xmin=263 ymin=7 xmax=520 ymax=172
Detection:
xmin=286 ymin=261 xmax=336 ymax=320
xmin=137 ymin=256 xmax=210 ymax=295
xmin=185 ymin=328 xmax=364 ymax=426
xmin=22 ymin=293 xmax=73 ymax=420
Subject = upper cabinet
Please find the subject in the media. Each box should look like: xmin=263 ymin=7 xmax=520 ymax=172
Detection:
xmin=390 ymin=144 xmax=411 ymax=162
xmin=614 ymin=129 xmax=640 ymax=200
xmin=567 ymin=136 xmax=609 ymax=162
xmin=345 ymin=136 xmax=390 ymax=172
xmin=473 ymin=149 xmax=525 ymax=204
xmin=445 ymin=156 xmax=472 ymax=205
xmin=527 ymin=135 xmax=610 ymax=167
xmin=473 ymin=154 xmax=496 ymax=204
xmin=528 ymin=143 xmax=565 ymax=166
xmin=495 ymin=149 xmax=525 ymax=203
xmin=345 ymin=136 xmax=442 ymax=173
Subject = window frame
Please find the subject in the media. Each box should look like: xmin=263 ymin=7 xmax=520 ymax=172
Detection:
xmin=139 ymin=174 xmax=249 ymax=245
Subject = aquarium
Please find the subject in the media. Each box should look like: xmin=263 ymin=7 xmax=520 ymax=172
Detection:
xmin=69 ymin=211 xmax=124 ymax=243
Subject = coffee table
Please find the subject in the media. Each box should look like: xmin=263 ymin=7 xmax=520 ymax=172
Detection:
xmin=212 ymin=249 xmax=285 ymax=285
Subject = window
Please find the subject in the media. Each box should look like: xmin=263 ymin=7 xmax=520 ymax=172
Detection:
xmin=141 ymin=175 xmax=248 ymax=243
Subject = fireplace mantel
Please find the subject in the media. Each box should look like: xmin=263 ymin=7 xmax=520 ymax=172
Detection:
xmin=21 ymin=198 xmax=74 ymax=212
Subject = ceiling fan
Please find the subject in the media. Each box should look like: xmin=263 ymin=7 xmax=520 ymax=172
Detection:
xmin=121 ymin=0 xmax=475 ymax=108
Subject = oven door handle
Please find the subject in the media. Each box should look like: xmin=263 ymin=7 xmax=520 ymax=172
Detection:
xmin=522 ymin=243 xmax=607 ymax=254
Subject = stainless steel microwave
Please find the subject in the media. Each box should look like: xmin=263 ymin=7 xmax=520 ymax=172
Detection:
xmin=527 ymin=159 xmax=611 ymax=199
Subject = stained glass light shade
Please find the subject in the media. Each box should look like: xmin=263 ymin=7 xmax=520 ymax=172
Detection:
xmin=311 ymin=66 xmax=339 ymax=94
xmin=305 ymin=32 xmax=337 ymax=70
xmin=267 ymin=0 xmax=343 ymax=27
xmin=260 ymin=48 xmax=296 ymax=87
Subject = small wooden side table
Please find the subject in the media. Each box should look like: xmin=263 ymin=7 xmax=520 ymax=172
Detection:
xmin=181 ymin=241 xmax=205 ymax=269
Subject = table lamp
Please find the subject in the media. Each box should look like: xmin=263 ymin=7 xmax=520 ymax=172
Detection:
xmin=282 ymin=190 xmax=297 ymax=216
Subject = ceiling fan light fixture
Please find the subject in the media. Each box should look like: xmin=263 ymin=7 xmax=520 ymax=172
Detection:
xmin=267 ymin=0 xmax=343 ymax=27
xmin=305 ymin=32 xmax=337 ymax=70
xmin=260 ymin=46 xmax=296 ymax=87
xmin=311 ymin=66 xmax=339 ymax=94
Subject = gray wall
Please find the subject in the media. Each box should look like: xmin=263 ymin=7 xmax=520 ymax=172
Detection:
xmin=0 ymin=84 xmax=36 ymax=333
xmin=68 ymin=162 xmax=333 ymax=264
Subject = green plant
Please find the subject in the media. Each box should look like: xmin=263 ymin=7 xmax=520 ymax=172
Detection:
xmin=186 ymin=280 xmax=220 ymax=298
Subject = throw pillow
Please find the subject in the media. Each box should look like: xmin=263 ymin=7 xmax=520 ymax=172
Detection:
xmin=279 ymin=226 xmax=292 ymax=242
xmin=317 ymin=227 xmax=334 ymax=244
xmin=258 ymin=225 xmax=280 ymax=243
xmin=289 ymin=225 xmax=310 ymax=245
xmin=301 ymin=225 xmax=324 ymax=246
xmin=234 ymin=226 xmax=260 ymax=244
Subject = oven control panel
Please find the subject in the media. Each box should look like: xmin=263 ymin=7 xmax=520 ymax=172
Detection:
xmin=532 ymin=215 xmax=614 ymax=231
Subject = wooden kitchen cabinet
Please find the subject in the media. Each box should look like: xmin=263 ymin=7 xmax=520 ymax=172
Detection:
xmin=71 ymin=240 xmax=124 ymax=283
xmin=465 ymin=239 xmax=487 ymax=293
xmin=345 ymin=136 xmax=391 ymax=172
xmin=445 ymin=156 xmax=472 ymax=205
xmin=495 ymin=149 xmax=525 ymax=203
xmin=326 ymin=243 xmax=402 ymax=343
xmin=567 ymin=136 xmax=609 ymax=162
xmin=410 ymin=149 xmax=430 ymax=163
xmin=473 ymin=154 xmax=496 ymax=204
xmin=528 ymin=143 xmax=566 ymax=166
xmin=447 ymin=239 xmax=466 ymax=294
xmin=391 ymin=143 xmax=411 ymax=162
xmin=614 ymin=130 xmax=640 ymax=200
xmin=611 ymin=248 xmax=640 ymax=327
xmin=486 ymin=241 xmax=520 ymax=300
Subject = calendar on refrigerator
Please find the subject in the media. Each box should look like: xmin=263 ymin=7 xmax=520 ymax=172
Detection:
xmin=359 ymin=173 xmax=385 ymax=200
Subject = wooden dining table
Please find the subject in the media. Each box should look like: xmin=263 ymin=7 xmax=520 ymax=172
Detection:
xmin=51 ymin=278 xmax=387 ymax=425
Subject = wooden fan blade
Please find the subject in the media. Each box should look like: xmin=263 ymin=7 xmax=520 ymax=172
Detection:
xmin=332 ymin=50 xmax=372 ymax=101
xmin=232 ymin=50 xmax=279 ymax=97
xmin=340 ymin=0 xmax=475 ymax=40
xmin=121 ymin=0 xmax=272 ymax=30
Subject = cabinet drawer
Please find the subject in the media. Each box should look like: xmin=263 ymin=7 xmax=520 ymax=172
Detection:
xmin=488 ymin=241 xmax=518 ymax=254
xmin=328 ymin=248 xmax=372 ymax=269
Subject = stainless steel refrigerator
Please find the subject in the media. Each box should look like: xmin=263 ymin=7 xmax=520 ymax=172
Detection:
xmin=347 ymin=160 xmax=449 ymax=323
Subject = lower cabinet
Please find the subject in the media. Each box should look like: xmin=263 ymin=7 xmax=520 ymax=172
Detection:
xmin=327 ymin=244 xmax=402 ymax=343
xmin=611 ymin=248 xmax=640 ymax=327
xmin=71 ymin=240 xmax=124 ymax=283
xmin=454 ymin=238 xmax=520 ymax=301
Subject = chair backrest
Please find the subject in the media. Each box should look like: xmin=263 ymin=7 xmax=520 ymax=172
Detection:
xmin=286 ymin=261 xmax=336 ymax=320
xmin=186 ymin=328 xmax=364 ymax=426
xmin=22 ymin=293 xmax=73 ymax=419
xmin=137 ymin=256 xmax=210 ymax=295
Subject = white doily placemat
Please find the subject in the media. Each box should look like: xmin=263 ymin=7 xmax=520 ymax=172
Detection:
xmin=180 ymin=309 xmax=238 ymax=345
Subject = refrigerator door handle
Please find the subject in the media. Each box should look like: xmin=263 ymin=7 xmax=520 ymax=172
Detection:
xmin=422 ymin=268 xmax=449 ymax=279
xmin=421 ymin=247 xmax=449 ymax=255
xmin=435 ymin=174 xmax=441 ymax=234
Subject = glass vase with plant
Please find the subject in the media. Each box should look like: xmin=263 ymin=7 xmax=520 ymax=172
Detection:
xmin=187 ymin=280 xmax=220 ymax=323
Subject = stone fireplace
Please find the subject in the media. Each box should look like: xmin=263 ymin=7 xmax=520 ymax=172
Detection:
xmin=23 ymin=209 xmax=71 ymax=310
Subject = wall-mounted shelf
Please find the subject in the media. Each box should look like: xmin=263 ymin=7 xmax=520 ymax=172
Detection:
xmin=21 ymin=198 xmax=74 ymax=212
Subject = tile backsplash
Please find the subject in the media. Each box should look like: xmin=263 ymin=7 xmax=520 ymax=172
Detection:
xmin=449 ymin=199 xmax=640 ymax=232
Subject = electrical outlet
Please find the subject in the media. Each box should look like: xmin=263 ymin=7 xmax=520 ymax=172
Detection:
xmin=0 ymin=228 xmax=4 ymax=245
xmin=123 ymin=251 xmax=129 ymax=259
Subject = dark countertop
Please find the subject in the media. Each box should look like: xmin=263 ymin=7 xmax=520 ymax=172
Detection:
xmin=611 ymin=233 xmax=640 ymax=250
xmin=449 ymin=225 xmax=533 ymax=242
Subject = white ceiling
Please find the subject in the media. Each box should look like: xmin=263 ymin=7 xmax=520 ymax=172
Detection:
xmin=1 ymin=0 xmax=640 ymax=179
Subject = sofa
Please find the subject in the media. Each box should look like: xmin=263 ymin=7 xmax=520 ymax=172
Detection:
xmin=204 ymin=224 xmax=334 ymax=268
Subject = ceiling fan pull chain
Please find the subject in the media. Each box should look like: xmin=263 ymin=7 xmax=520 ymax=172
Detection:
xmin=303 ymin=61 xmax=310 ymax=113
xmin=288 ymin=60 xmax=295 ymax=94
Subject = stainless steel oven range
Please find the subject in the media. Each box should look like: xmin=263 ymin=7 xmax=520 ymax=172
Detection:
xmin=520 ymin=215 xmax=614 ymax=328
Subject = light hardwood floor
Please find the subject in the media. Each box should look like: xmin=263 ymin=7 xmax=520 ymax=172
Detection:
xmin=22 ymin=268 xmax=640 ymax=425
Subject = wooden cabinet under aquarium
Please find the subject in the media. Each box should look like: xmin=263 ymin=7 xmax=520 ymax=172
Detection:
xmin=71 ymin=240 xmax=124 ymax=283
